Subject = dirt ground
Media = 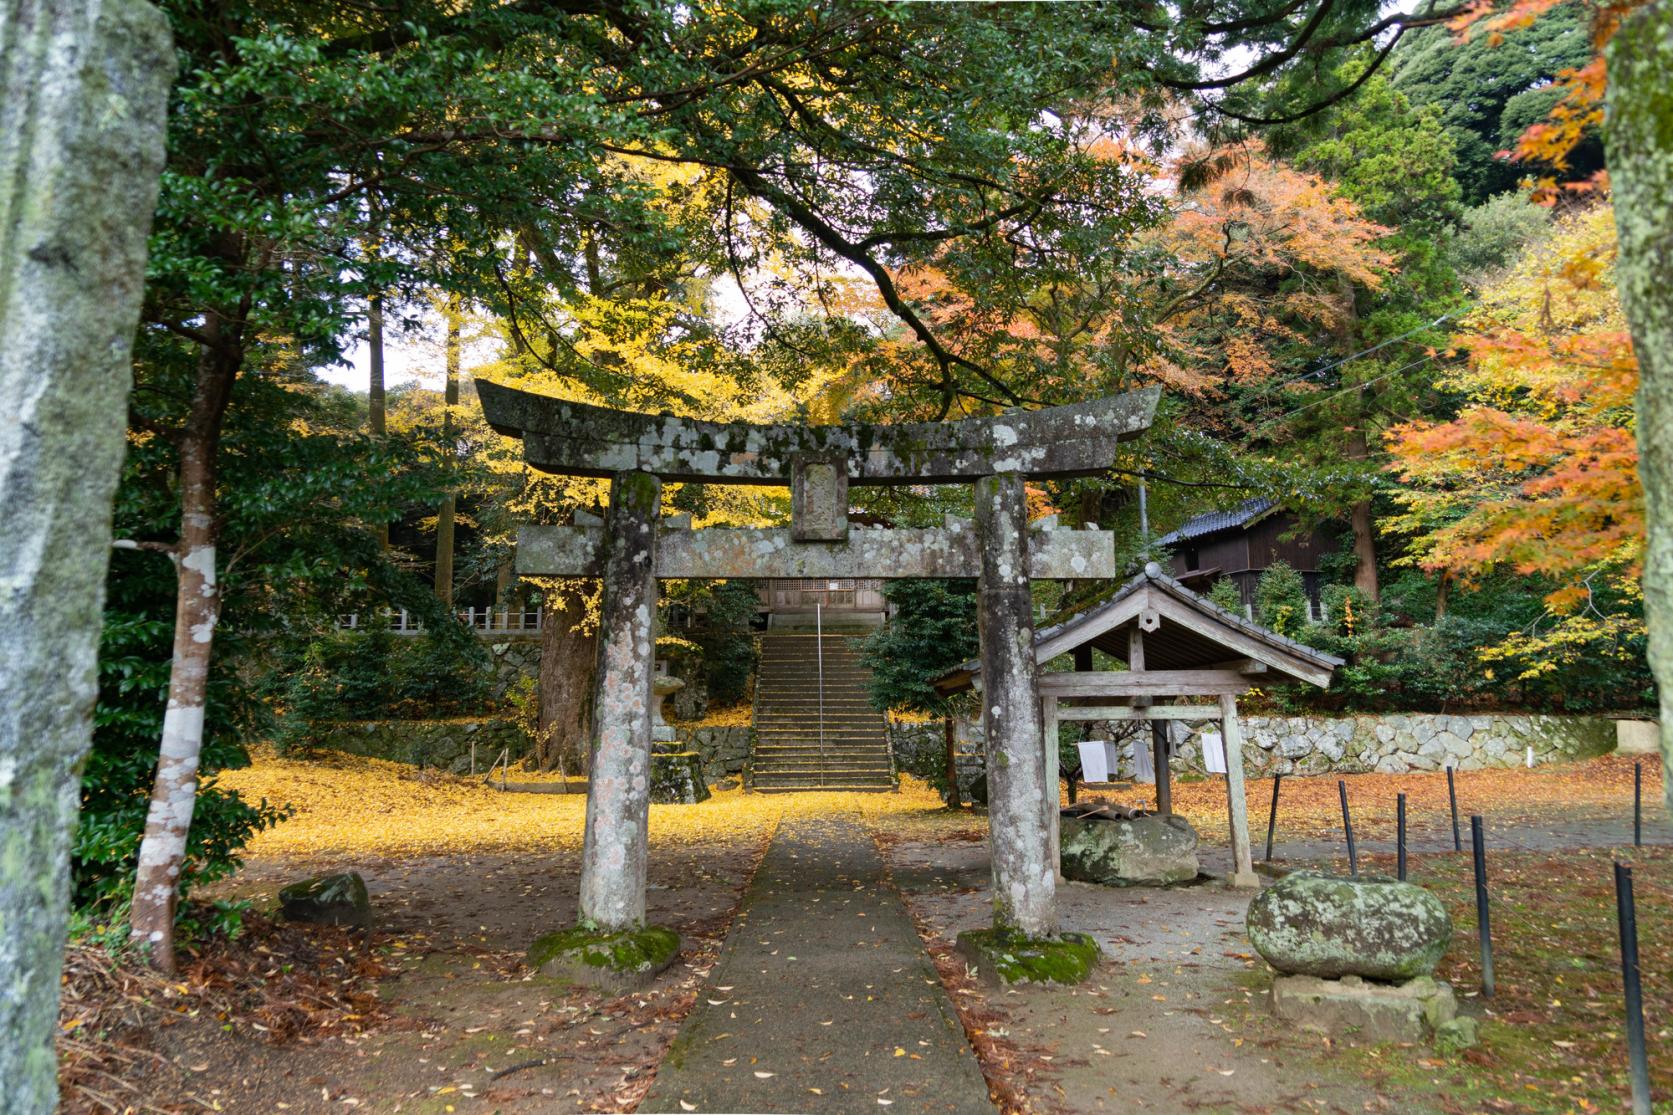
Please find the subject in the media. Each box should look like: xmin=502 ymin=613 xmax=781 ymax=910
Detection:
xmin=60 ymin=753 xmax=1667 ymax=1114
xmin=885 ymin=837 xmax=1438 ymax=1115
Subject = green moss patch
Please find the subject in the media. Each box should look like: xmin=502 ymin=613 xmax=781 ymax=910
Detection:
xmin=527 ymin=924 xmax=681 ymax=990
xmin=956 ymin=928 xmax=1101 ymax=985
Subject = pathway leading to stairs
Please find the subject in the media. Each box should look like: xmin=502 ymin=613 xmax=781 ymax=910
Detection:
xmin=640 ymin=816 xmax=994 ymax=1115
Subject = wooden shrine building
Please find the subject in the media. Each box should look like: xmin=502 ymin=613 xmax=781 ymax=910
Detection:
xmin=936 ymin=563 xmax=1341 ymax=887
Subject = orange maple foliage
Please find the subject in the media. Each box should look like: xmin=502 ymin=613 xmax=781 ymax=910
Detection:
xmin=1448 ymin=0 xmax=1645 ymax=199
xmin=1386 ymin=205 xmax=1642 ymax=666
xmin=870 ymin=144 xmax=1393 ymax=410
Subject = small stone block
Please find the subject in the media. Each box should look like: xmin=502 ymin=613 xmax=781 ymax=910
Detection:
xmin=527 ymin=924 xmax=681 ymax=991
xmin=1229 ymin=871 xmax=1261 ymax=889
xmin=1270 ymin=973 xmax=1459 ymax=1045
xmin=955 ymin=928 xmax=1101 ymax=985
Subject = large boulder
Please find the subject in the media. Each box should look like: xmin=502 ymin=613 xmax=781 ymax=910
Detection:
xmin=1059 ymin=811 xmax=1199 ymax=886
xmin=1247 ymin=871 xmax=1452 ymax=981
xmin=279 ymin=871 xmax=371 ymax=928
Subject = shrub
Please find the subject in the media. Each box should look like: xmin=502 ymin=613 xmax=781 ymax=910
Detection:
xmin=1254 ymin=560 xmax=1309 ymax=637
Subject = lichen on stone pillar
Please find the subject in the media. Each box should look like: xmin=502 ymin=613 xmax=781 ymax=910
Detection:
xmin=576 ymin=470 xmax=662 ymax=931
xmin=974 ymin=473 xmax=1057 ymax=938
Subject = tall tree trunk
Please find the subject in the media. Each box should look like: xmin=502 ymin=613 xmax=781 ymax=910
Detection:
xmin=538 ymin=584 xmax=597 ymax=775
xmin=367 ymin=285 xmax=387 ymax=548
xmin=1607 ymin=2 xmax=1673 ymax=811
xmin=0 ymin=0 xmax=171 ymax=1098
xmin=434 ymin=305 xmax=459 ymax=604
xmin=942 ymin=715 xmax=961 ymax=809
xmin=1347 ymin=428 xmax=1380 ymax=601
xmin=130 ymin=325 xmax=238 ymax=971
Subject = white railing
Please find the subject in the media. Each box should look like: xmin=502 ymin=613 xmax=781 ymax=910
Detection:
xmin=337 ymin=607 xmax=542 ymax=635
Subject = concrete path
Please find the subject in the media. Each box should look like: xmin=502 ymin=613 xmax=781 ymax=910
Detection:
xmin=641 ymin=816 xmax=994 ymax=1115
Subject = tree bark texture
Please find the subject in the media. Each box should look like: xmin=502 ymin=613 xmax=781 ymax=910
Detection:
xmin=942 ymin=716 xmax=961 ymax=808
xmin=130 ymin=331 xmax=238 ymax=969
xmin=434 ymin=307 xmax=460 ymax=604
xmin=1607 ymin=1 xmax=1673 ymax=810
xmin=974 ymin=474 xmax=1057 ymax=938
xmin=1347 ymin=429 xmax=1380 ymax=601
xmin=0 ymin=0 xmax=171 ymax=1102
xmin=368 ymin=286 xmax=387 ymax=548
xmin=577 ymin=472 xmax=660 ymax=930
xmin=538 ymin=584 xmax=597 ymax=775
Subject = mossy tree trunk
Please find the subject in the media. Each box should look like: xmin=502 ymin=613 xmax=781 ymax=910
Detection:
xmin=0 ymin=0 xmax=172 ymax=1102
xmin=538 ymin=582 xmax=597 ymax=775
xmin=433 ymin=303 xmax=460 ymax=605
xmin=1607 ymin=1 xmax=1673 ymax=812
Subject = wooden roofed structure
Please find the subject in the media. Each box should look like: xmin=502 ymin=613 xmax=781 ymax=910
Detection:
xmin=935 ymin=563 xmax=1342 ymax=887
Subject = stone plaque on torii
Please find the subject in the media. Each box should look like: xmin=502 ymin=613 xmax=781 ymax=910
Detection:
xmin=478 ymin=379 xmax=1158 ymax=961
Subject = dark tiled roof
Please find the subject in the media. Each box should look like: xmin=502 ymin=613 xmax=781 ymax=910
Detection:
xmin=1154 ymin=498 xmax=1277 ymax=547
xmin=931 ymin=563 xmax=1342 ymax=693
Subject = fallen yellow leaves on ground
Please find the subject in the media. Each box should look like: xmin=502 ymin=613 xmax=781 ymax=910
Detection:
xmin=220 ymin=746 xmax=955 ymax=858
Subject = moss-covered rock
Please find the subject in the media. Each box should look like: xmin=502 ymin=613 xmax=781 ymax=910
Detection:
xmin=526 ymin=924 xmax=681 ymax=990
xmin=1059 ymin=812 xmax=1199 ymax=886
xmin=279 ymin=871 xmax=372 ymax=927
xmin=1247 ymin=871 xmax=1452 ymax=981
xmin=955 ymin=928 xmax=1101 ymax=985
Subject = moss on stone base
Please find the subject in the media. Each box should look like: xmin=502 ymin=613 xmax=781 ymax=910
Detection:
xmin=956 ymin=928 xmax=1101 ymax=985
xmin=526 ymin=924 xmax=681 ymax=989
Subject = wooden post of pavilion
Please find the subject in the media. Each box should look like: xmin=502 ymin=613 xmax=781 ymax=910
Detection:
xmin=1219 ymin=692 xmax=1258 ymax=887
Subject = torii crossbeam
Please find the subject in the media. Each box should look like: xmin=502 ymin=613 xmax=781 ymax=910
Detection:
xmin=479 ymin=380 xmax=1158 ymax=973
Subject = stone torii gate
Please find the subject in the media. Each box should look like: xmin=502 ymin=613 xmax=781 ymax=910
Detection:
xmin=478 ymin=380 xmax=1158 ymax=972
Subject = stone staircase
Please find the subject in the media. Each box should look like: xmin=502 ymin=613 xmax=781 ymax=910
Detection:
xmin=750 ymin=633 xmax=895 ymax=792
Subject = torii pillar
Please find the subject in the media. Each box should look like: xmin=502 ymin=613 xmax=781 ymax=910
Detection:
xmin=578 ymin=471 xmax=660 ymax=930
xmin=975 ymin=474 xmax=1056 ymax=936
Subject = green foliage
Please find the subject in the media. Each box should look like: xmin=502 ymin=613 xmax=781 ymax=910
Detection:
xmin=1207 ymin=577 xmax=1245 ymax=614
xmin=77 ymin=553 xmax=288 ymax=913
xmin=271 ymin=626 xmax=492 ymax=750
xmin=690 ymin=582 xmax=761 ymax=708
xmin=860 ymin=580 xmax=980 ymax=716
xmin=1389 ymin=4 xmax=1600 ymax=204
xmin=79 ymin=360 xmax=450 ymax=918
xmin=1452 ymin=192 xmax=1553 ymax=282
xmin=1265 ymin=571 xmax=1654 ymax=714
xmin=1254 ymin=560 xmax=1310 ymax=637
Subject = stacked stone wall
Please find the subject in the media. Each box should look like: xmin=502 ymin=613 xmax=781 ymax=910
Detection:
xmin=483 ymin=634 xmax=542 ymax=701
xmin=675 ymin=725 xmax=753 ymax=782
xmin=944 ymin=712 xmax=1624 ymax=784
xmin=314 ymin=718 xmax=529 ymax=774
xmin=1170 ymin=713 xmax=1616 ymax=777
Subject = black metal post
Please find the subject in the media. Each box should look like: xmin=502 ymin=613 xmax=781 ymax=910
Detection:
xmin=1339 ymin=780 xmax=1358 ymax=877
xmin=1397 ymin=793 xmax=1408 ymax=881
xmin=1634 ymin=762 xmax=1643 ymax=848
xmin=1471 ymin=814 xmax=1493 ymax=998
xmin=1265 ymin=772 xmax=1283 ymax=862
xmin=1447 ymin=765 xmax=1462 ymax=852
xmin=1615 ymin=861 xmax=1653 ymax=1115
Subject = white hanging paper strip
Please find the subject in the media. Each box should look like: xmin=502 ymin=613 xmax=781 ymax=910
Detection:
xmin=1201 ymin=730 xmax=1227 ymax=775
xmin=1131 ymin=735 xmax=1155 ymax=784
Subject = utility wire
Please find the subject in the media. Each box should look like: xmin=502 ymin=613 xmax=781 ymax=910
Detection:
xmin=1242 ymin=307 xmax=1467 ymax=402
xmin=1248 ymin=352 xmax=1439 ymax=436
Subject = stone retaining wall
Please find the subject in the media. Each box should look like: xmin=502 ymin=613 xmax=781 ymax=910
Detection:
xmin=314 ymin=718 xmax=529 ymax=774
xmin=890 ymin=719 xmax=984 ymax=796
xmin=483 ymin=635 xmax=542 ymax=700
xmin=1170 ymin=713 xmax=1617 ymax=778
xmin=940 ymin=712 xmax=1623 ymax=784
xmin=676 ymin=725 xmax=753 ymax=782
